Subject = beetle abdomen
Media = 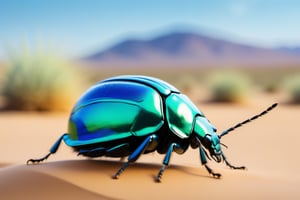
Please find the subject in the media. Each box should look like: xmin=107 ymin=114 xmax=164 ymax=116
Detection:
xmin=65 ymin=81 xmax=164 ymax=147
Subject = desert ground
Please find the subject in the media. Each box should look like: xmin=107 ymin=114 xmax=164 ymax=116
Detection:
xmin=1 ymin=86 xmax=299 ymax=200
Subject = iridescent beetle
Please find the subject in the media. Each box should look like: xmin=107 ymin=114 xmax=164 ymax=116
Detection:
xmin=27 ymin=75 xmax=277 ymax=181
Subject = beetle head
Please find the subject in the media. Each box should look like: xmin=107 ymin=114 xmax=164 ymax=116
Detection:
xmin=193 ymin=103 xmax=278 ymax=163
xmin=202 ymin=134 xmax=222 ymax=162
xmin=193 ymin=116 xmax=223 ymax=162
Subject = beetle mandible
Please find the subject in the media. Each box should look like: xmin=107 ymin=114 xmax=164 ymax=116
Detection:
xmin=27 ymin=75 xmax=277 ymax=181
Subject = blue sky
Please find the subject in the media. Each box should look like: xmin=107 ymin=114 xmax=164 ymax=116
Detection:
xmin=1 ymin=0 xmax=300 ymax=59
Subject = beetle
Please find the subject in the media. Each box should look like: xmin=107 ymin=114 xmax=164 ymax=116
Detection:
xmin=27 ymin=75 xmax=277 ymax=181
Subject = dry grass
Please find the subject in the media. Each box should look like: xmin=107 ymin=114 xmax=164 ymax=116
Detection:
xmin=207 ymin=71 xmax=251 ymax=103
xmin=284 ymin=74 xmax=300 ymax=103
xmin=2 ymin=57 xmax=300 ymax=111
xmin=1 ymin=50 xmax=86 ymax=111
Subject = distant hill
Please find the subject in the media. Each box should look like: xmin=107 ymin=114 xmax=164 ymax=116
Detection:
xmin=277 ymin=47 xmax=300 ymax=55
xmin=85 ymin=32 xmax=300 ymax=68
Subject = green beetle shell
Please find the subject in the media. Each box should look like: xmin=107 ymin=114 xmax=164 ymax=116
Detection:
xmin=64 ymin=76 xmax=207 ymax=147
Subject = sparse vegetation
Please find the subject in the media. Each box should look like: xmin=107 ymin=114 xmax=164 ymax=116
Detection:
xmin=262 ymin=80 xmax=280 ymax=93
xmin=1 ymin=48 xmax=85 ymax=111
xmin=209 ymin=71 xmax=250 ymax=103
xmin=284 ymin=74 xmax=300 ymax=104
xmin=2 ymin=56 xmax=299 ymax=110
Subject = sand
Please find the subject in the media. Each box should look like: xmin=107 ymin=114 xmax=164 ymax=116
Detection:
xmin=1 ymin=94 xmax=300 ymax=200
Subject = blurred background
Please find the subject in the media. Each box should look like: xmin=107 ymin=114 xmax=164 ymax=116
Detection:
xmin=0 ymin=0 xmax=300 ymax=200
xmin=0 ymin=0 xmax=300 ymax=110
xmin=1 ymin=2 xmax=300 ymax=199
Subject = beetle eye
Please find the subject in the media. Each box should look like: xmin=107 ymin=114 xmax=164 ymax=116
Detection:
xmin=204 ymin=135 xmax=212 ymax=143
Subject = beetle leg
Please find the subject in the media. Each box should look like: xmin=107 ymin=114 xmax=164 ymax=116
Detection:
xmin=156 ymin=143 xmax=182 ymax=182
xmin=27 ymin=134 xmax=66 ymax=164
xmin=197 ymin=139 xmax=221 ymax=178
xmin=204 ymin=165 xmax=221 ymax=178
xmin=26 ymin=152 xmax=52 ymax=165
xmin=156 ymin=164 xmax=167 ymax=182
xmin=112 ymin=134 xmax=159 ymax=179
xmin=222 ymin=153 xmax=246 ymax=170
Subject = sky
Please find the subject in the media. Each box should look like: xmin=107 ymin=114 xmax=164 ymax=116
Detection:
xmin=1 ymin=0 xmax=300 ymax=60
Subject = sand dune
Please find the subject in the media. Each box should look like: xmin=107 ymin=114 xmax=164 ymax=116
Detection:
xmin=0 ymin=163 xmax=113 ymax=200
xmin=1 ymin=160 xmax=299 ymax=200
xmin=1 ymin=98 xmax=300 ymax=199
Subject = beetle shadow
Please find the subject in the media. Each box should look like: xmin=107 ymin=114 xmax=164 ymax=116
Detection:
xmin=34 ymin=159 xmax=213 ymax=180
xmin=162 ymin=165 xmax=215 ymax=179
xmin=88 ymin=159 xmax=212 ymax=180
xmin=89 ymin=159 xmax=214 ymax=180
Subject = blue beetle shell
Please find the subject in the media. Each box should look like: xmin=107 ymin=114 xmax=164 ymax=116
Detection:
xmin=64 ymin=75 xmax=209 ymax=147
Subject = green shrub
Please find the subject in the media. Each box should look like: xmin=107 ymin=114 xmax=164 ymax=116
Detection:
xmin=284 ymin=74 xmax=300 ymax=104
xmin=2 ymin=49 xmax=84 ymax=111
xmin=262 ymin=80 xmax=280 ymax=93
xmin=209 ymin=72 xmax=250 ymax=103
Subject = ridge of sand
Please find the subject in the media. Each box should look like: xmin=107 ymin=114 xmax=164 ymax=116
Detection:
xmin=0 ymin=164 xmax=116 ymax=200
xmin=0 ymin=160 xmax=298 ymax=200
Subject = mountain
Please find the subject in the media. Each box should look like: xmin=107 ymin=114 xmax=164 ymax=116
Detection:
xmin=277 ymin=47 xmax=300 ymax=55
xmin=85 ymin=32 xmax=300 ymax=68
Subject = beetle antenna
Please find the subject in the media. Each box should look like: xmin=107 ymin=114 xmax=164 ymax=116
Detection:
xmin=219 ymin=103 xmax=278 ymax=138
xmin=220 ymin=143 xmax=228 ymax=149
